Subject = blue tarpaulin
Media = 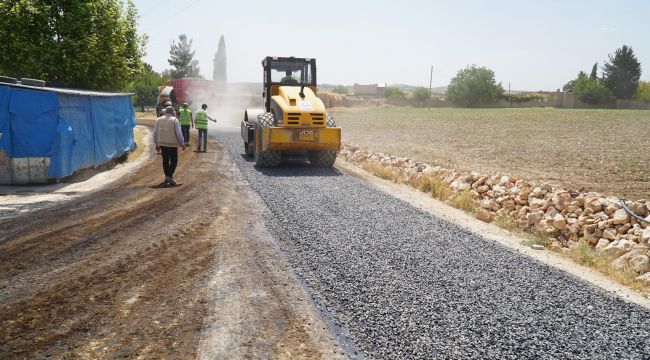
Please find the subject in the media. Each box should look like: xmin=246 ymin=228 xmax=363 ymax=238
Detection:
xmin=0 ymin=83 xmax=135 ymax=179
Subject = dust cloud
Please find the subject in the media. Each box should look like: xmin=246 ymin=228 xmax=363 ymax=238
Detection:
xmin=186 ymin=83 xmax=260 ymax=128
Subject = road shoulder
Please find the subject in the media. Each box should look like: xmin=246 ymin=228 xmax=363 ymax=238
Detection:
xmin=197 ymin=144 xmax=345 ymax=359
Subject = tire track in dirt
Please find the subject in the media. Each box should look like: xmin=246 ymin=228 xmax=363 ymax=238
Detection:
xmin=0 ymin=119 xmax=342 ymax=359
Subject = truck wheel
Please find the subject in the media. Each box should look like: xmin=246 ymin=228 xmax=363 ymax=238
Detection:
xmin=244 ymin=142 xmax=254 ymax=157
xmin=255 ymin=146 xmax=281 ymax=167
xmin=308 ymin=150 xmax=337 ymax=167
xmin=254 ymin=122 xmax=281 ymax=167
xmin=326 ymin=113 xmax=337 ymax=127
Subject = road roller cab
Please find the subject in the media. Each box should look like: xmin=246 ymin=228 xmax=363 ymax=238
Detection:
xmin=241 ymin=56 xmax=341 ymax=167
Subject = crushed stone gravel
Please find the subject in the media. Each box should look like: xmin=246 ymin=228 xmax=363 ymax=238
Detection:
xmin=217 ymin=128 xmax=650 ymax=359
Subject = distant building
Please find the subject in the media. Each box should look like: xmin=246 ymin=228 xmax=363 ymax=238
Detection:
xmin=353 ymin=83 xmax=386 ymax=97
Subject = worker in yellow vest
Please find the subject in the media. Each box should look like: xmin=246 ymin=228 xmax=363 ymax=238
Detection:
xmin=178 ymin=103 xmax=192 ymax=146
xmin=194 ymin=104 xmax=216 ymax=152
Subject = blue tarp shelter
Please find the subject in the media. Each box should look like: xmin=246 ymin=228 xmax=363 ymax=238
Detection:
xmin=0 ymin=83 xmax=135 ymax=180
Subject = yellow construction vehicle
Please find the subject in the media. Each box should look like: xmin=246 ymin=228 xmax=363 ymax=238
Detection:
xmin=241 ymin=56 xmax=341 ymax=167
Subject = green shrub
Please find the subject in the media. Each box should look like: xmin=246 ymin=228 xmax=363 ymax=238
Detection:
xmin=386 ymin=87 xmax=406 ymax=99
xmin=635 ymin=81 xmax=650 ymax=101
xmin=411 ymin=87 xmax=431 ymax=104
xmin=574 ymin=77 xmax=615 ymax=104
xmin=446 ymin=65 xmax=504 ymax=107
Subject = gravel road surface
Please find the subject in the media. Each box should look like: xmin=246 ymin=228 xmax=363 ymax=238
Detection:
xmin=216 ymin=127 xmax=650 ymax=359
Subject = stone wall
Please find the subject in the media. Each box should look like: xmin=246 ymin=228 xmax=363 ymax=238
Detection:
xmin=616 ymin=99 xmax=650 ymax=110
xmin=339 ymin=143 xmax=650 ymax=284
xmin=353 ymin=83 xmax=386 ymax=97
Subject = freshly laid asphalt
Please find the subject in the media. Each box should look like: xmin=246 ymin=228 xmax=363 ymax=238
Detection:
xmin=216 ymin=127 xmax=650 ymax=359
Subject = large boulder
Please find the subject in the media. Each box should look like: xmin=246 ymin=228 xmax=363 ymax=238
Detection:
xmin=584 ymin=195 xmax=603 ymax=212
xmin=583 ymin=224 xmax=598 ymax=243
xmin=552 ymin=214 xmax=567 ymax=230
xmin=595 ymin=238 xmax=610 ymax=250
xmin=602 ymin=228 xmax=617 ymax=240
xmin=476 ymin=208 xmax=493 ymax=223
xmin=479 ymin=199 xmax=495 ymax=210
xmin=601 ymin=239 xmax=635 ymax=258
xmin=629 ymin=255 xmax=650 ymax=273
xmin=526 ymin=211 xmax=544 ymax=226
xmin=611 ymin=208 xmax=630 ymax=225
xmin=640 ymin=228 xmax=650 ymax=244
xmin=611 ymin=247 xmax=649 ymax=271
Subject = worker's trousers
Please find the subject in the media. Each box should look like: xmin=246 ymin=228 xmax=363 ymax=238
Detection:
xmin=181 ymin=125 xmax=190 ymax=145
xmin=160 ymin=146 xmax=178 ymax=178
xmin=197 ymin=129 xmax=208 ymax=150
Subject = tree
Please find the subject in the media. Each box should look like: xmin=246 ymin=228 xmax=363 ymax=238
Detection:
xmin=411 ymin=87 xmax=431 ymax=104
xmin=131 ymin=63 xmax=164 ymax=112
xmin=332 ymin=85 xmax=348 ymax=95
xmin=563 ymin=71 xmax=587 ymax=92
xmin=445 ymin=65 xmax=504 ymax=107
xmin=386 ymin=87 xmax=406 ymax=99
xmin=213 ymin=35 xmax=227 ymax=83
xmin=590 ymin=63 xmax=598 ymax=79
xmin=168 ymin=34 xmax=201 ymax=79
xmin=636 ymin=81 xmax=650 ymax=101
xmin=0 ymin=0 xmax=146 ymax=91
xmin=573 ymin=76 xmax=614 ymax=104
xmin=602 ymin=45 xmax=642 ymax=99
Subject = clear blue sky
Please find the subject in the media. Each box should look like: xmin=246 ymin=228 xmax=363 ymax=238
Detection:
xmin=134 ymin=0 xmax=649 ymax=91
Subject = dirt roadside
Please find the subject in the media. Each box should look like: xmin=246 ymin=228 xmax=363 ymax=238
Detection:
xmin=0 ymin=116 xmax=343 ymax=359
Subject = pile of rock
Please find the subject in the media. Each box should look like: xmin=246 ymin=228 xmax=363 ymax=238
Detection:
xmin=339 ymin=143 xmax=650 ymax=283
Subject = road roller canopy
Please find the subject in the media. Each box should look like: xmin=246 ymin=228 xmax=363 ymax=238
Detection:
xmin=262 ymin=57 xmax=316 ymax=86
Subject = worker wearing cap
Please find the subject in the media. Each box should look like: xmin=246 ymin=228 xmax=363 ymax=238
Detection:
xmin=152 ymin=106 xmax=185 ymax=185
xmin=158 ymin=101 xmax=172 ymax=117
xmin=194 ymin=104 xmax=216 ymax=152
xmin=178 ymin=103 xmax=192 ymax=146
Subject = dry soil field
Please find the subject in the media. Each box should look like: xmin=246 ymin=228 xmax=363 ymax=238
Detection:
xmin=334 ymin=106 xmax=650 ymax=199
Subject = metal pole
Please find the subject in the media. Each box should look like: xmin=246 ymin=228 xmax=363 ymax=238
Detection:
xmin=508 ymin=82 xmax=511 ymax=107
xmin=428 ymin=65 xmax=433 ymax=109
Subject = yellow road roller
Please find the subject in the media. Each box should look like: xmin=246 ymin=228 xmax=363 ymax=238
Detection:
xmin=241 ymin=56 xmax=341 ymax=167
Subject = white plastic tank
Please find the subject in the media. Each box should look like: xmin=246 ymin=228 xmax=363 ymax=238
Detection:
xmin=11 ymin=158 xmax=29 ymax=185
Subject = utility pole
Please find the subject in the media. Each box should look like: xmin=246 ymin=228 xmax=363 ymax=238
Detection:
xmin=428 ymin=65 xmax=433 ymax=109
xmin=508 ymin=82 xmax=512 ymax=107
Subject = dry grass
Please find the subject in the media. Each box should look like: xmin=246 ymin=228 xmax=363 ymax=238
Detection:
xmin=358 ymin=161 xmax=472 ymax=214
xmin=335 ymin=106 xmax=650 ymax=199
xmin=450 ymin=190 xmax=475 ymax=212
xmin=492 ymin=212 xmax=553 ymax=247
xmin=566 ymin=241 xmax=647 ymax=292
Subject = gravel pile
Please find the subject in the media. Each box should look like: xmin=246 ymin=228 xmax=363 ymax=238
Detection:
xmin=216 ymin=129 xmax=650 ymax=359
